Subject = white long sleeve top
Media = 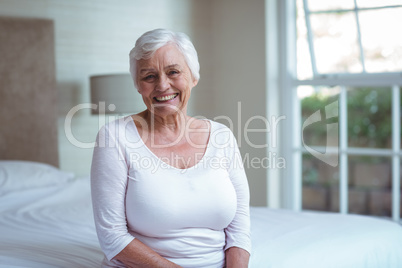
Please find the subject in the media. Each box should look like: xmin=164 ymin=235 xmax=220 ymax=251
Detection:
xmin=90 ymin=117 xmax=251 ymax=268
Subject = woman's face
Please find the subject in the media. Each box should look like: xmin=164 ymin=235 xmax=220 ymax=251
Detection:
xmin=136 ymin=43 xmax=198 ymax=118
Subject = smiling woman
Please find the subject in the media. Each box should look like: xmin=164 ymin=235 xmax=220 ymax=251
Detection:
xmin=90 ymin=29 xmax=251 ymax=268
xmin=136 ymin=44 xmax=197 ymax=117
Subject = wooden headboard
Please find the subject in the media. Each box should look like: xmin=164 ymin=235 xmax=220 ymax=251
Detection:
xmin=0 ymin=17 xmax=59 ymax=167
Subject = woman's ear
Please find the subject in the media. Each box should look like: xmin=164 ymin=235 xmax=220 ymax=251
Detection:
xmin=192 ymin=79 xmax=198 ymax=87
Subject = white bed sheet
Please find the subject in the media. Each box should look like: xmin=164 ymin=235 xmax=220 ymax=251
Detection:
xmin=249 ymin=207 xmax=402 ymax=268
xmin=1 ymin=175 xmax=402 ymax=268
xmin=0 ymin=176 xmax=104 ymax=267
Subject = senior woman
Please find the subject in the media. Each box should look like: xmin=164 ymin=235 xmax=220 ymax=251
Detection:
xmin=91 ymin=28 xmax=251 ymax=268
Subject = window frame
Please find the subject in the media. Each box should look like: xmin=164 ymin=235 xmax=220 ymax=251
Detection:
xmin=302 ymin=0 xmax=402 ymax=77
xmin=277 ymin=0 xmax=402 ymax=222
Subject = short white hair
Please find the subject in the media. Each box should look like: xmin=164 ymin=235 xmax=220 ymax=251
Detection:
xmin=129 ymin=28 xmax=200 ymax=88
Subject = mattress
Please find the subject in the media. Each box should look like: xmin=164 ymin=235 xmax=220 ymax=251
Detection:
xmin=249 ymin=207 xmax=402 ymax=267
xmin=0 ymin=174 xmax=104 ymax=267
xmin=1 ymin=161 xmax=402 ymax=267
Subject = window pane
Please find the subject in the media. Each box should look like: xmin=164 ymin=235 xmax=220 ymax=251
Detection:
xmin=348 ymin=156 xmax=391 ymax=216
xmin=310 ymin=12 xmax=362 ymax=74
xmin=302 ymin=154 xmax=339 ymax=211
xmin=356 ymin=0 xmax=402 ymax=8
xmin=398 ymin=158 xmax=402 ymax=216
xmin=297 ymin=0 xmax=313 ymax=80
xmin=307 ymin=0 xmax=354 ymax=12
xmin=347 ymin=87 xmax=392 ymax=149
xmin=300 ymin=86 xmax=340 ymax=147
xmin=359 ymin=8 xmax=402 ymax=72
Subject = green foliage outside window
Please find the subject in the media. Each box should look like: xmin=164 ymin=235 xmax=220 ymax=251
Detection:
xmin=301 ymin=87 xmax=394 ymax=149
xmin=301 ymin=87 xmax=397 ymax=187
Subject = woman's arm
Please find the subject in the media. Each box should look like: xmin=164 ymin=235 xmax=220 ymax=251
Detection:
xmin=225 ymin=247 xmax=250 ymax=268
xmin=115 ymin=239 xmax=181 ymax=268
xmin=223 ymin=129 xmax=252 ymax=266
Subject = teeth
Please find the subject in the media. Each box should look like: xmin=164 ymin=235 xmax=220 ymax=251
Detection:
xmin=155 ymin=94 xmax=177 ymax=102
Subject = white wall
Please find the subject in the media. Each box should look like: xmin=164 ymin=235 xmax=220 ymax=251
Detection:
xmin=0 ymin=0 xmax=210 ymax=173
xmin=209 ymin=0 xmax=267 ymax=205
xmin=0 ymin=0 xmax=268 ymax=206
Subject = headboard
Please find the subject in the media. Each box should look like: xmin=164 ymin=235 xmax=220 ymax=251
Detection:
xmin=0 ymin=17 xmax=59 ymax=167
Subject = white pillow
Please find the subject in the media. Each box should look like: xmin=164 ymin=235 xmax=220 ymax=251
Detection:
xmin=0 ymin=160 xmax=75 ymax=194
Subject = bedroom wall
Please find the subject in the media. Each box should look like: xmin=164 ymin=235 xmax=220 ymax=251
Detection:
xmin=0 ymin=0 xmax=268 ymax=206
xmin=0 ymin=0 xmax=213 ymax=170
xmin=209 ymin=0 xmax=267 ymax=205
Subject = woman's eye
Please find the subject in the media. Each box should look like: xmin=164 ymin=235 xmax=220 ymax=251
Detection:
xmin=168 ymin=70 xmax=179 ymax=76
xmin=143 ymin=74 xmax=156 ymax=81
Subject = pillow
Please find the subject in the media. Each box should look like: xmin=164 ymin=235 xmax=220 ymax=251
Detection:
xmin=0 ymin=160 xmax=75 ymax=194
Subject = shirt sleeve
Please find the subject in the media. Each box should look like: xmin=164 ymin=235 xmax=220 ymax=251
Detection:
xmin=90 ymin=123 xmax=135 ymax=261
xmin=224 ymin=131 xmax=252 ymax=254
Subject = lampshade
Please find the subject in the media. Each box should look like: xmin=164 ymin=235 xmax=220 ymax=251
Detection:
xmin=90 ymin=73 xmax=146 ymax=114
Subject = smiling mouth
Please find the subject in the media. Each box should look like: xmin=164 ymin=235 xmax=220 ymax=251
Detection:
xmin=154 ymin=93 xmax=178 ymax=102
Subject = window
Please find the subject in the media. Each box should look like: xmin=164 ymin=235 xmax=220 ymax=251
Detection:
xmin=279 ymin=0 xmax=402 ymax=222
xmin=297 ymin=0 xmax=402 ymax=78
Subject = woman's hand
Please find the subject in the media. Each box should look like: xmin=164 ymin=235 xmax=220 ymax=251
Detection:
xmin=115 ymin=239 xmax=182 ymax=268
xmin=225 ymin=246 xmax=250 ymax=268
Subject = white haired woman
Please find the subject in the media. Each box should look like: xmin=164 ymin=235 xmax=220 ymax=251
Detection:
xmin=91 ymin=29 xmax=251 ymax=268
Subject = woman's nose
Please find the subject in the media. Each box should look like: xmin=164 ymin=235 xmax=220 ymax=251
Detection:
xmin=156 ymin=74 xmax=169 ymax=91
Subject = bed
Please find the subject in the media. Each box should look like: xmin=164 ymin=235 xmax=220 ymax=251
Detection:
xmin=0 ymin=161 xmax=103 ymax=267
xmin=1 ymin=160 xmax=402 ymax=268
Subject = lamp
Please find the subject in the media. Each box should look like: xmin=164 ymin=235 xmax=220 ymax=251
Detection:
xmin=90 ymin=73 xmax=146 ymax=114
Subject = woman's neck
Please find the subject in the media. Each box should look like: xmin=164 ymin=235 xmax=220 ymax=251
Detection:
xmin=143 ymin=109 xmax=189 ymax=135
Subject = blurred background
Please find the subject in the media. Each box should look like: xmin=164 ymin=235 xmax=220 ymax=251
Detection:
xmin=0 ymin=0 xmax=401 ymax=219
